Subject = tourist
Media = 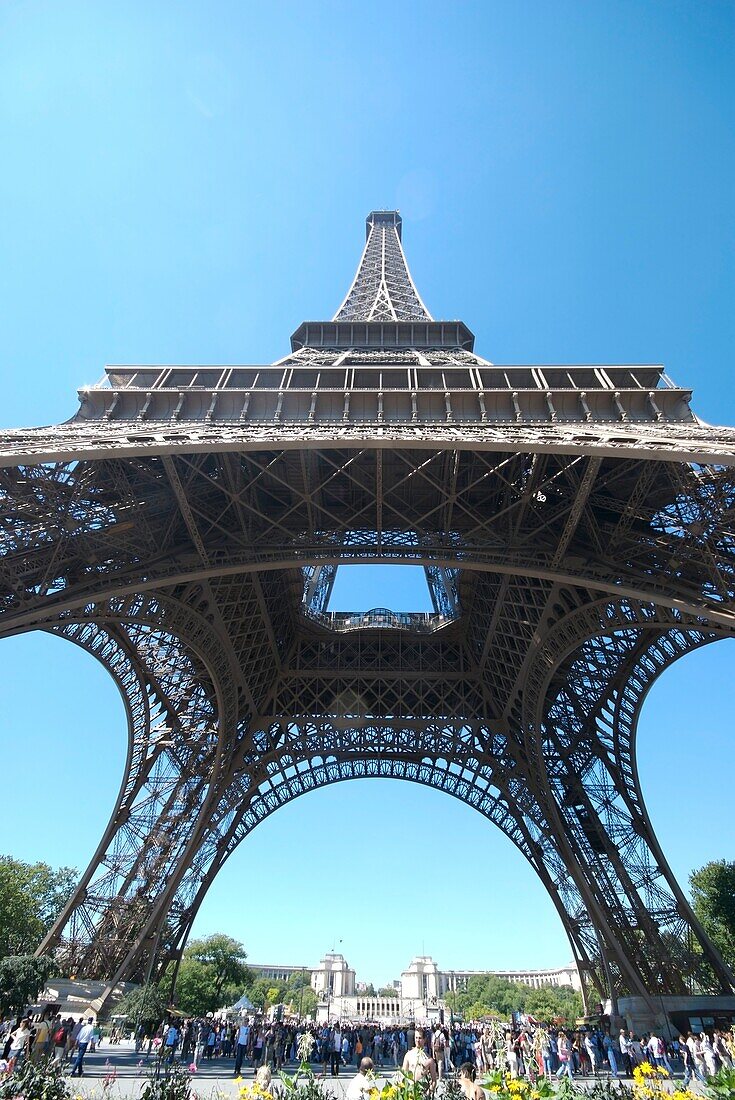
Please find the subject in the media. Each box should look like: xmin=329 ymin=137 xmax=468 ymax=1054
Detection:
xmin=402 ymin=1028 xmax=437 ymax=1089
xmin=234 ymin=1019 xmax=250 ymax=1075
xmin=627 ymin=1033 xmax=644 ymax=1067
xmin=714 ymin=1030 xmax=732 ymax=1069
xmin=163 ymin=1021 xmax=179 ymax=1065
xmin=431 ymin=1027 xmax=446 ymax=1079
xmin=618 ymin=1029 xmax=631 ymax=1076
xmin=686 ymin=1033 xmax=706 ymax=1083
xmin=478 ymin=1027 xmax=493 ymax=1074
xmin=584 ymin=1031 xmax=599 ymax=1076
xmin=254 ymin=1065 xmax=273 ymax=1096
xmin=346 ymin=1056 xmax=376 ymax=1100
xmin=330 ymin=1023 xmax=343 ymax=1077
xmin=700 ymin=1032 xmax=717 ymax=1077
xmin=555 ymin=1032 xmax=573 ymax=1081
xmin=602 ymin=1032 xmax=619 ymax=1076
xmin=52 ymin=1017 xmax=68 ymax=1065
xmin=651 ymin=1032 xmax=674 ymax=1075
xmin=8 ymin=1018 xmax=31 ymax=1069
xmin=69 ymin=1016 xmax=96 ymax=1077
xmin=457 ymin=1061 xmax=484 ymax=1100
xmin=678 ymin=1034 xmax=696 ymax=1086
xmin=505 ymin=1032 xmax=519 ymax=1078
xmin=30 ymin=1014 xmax=51 ymax=1062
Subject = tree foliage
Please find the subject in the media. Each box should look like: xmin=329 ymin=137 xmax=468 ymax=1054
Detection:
xmin=378 ymin=986 xmax=399 ymax=997
xmin=0 ymin=857 xmax=77 ymax=958
xmin=174 ymin=933 xmax=251 ymax=1017
xmin=114 ymin=983 xmax=170 ymax=1030
xmin=690 ymin=860 xmax=735 ymax=970
xmin=0 ymin=954 xmax=58 ymax=1014
xmin=447 ymin=974 xmax=582 ymax=1023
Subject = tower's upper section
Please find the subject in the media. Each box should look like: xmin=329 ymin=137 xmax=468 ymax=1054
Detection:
xmin=333 ymin=211 xmax=433 ymax=323
xmin=290 ymin=210 xmax=474 ymax=351
xmin=73 ymin=207 xmax=698 ymax=436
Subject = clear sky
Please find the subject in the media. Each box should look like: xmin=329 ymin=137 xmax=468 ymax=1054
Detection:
xmin=0 ymin=0 xmax=734 ymax=987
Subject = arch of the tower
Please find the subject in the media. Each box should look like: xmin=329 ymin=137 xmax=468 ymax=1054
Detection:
xmin=136 ymin=719 xmax=602 ymax=1005
xmin=26 ymin=588 xmax=735 ymax=1015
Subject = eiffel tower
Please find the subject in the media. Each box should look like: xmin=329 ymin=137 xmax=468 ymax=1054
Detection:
xmin=3 ymin=210 xmax=735 ymax=1027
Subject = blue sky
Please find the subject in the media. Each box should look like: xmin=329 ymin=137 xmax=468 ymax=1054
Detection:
xmin=0 ymin=0 xmax=734 ymax=987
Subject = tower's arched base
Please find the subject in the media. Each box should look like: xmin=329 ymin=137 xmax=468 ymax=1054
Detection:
xmin=618 ymin=994 xmax=735 ymax=1041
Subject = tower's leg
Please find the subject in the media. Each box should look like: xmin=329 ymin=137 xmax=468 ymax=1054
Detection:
xmin=523 ymin=599 xmax=735 ymax=1007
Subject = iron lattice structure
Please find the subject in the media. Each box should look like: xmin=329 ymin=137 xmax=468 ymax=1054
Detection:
xmin=2 ymin=210 xmax=735 ymax=1013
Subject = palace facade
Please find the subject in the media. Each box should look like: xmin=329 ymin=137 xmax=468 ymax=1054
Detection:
xmin=247 ymin=952 xmax=581 ymax=1024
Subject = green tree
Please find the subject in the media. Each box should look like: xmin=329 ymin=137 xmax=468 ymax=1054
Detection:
xmin=114 ymin=983 xmax=169 ymax=1030
xmin=690 ymin=860 xmax=735 ymax=970
xmin=184 ymin=934 xmax=252 ymax=999
xmin=378 ymin=986 xmax=398 ymax=997
xmin=245 ymin=976 xmax=281 ymax=1011
xmin=0 ymin=857 xmax=77 ymax=957
xmin=286 ymin=986 xmax=317 ymax=1018
xmin=362 ymin=982 xmax=376 ymax=996
xmin=173 ymin=933 xmax=252 ymax=1016
xmin=0 ymin=954 xmax=58 ymax=1014
xmin=175 ymin=958 xmax=218 ymax=1017
xmin=452 ymin=974 xmax=582 ymax=1024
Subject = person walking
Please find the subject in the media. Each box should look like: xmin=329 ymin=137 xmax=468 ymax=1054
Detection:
xmin=618 ymin=1030 xmax=632 ymax=1076
xmin=69 ymin=1017 xmax=96 ymax=1077
xmin=234 ymin=1020 xmax=250 ymax=1075
xmin=8 ymin=1019 xmax=32 ymax=1069
xmin=432 ymin=1028 xmax=446 ymax=1079
xmin=52 ymin=1017 xmax=68 ymax=1065
xmin=679 ymin=1035 xmax=696 ymax=1087
xmin=163 ymin=1021 xmax=179 ymax=1065
xmin=584 ymin=1033 xmax=599 ymax=1077
xmin=700 ymin=1032 xmax=717 ymax=1077
xmin=603 ymin=1033 xmax=619 ymax=1076
xmin=686 ymin=1034 xmax=707 ymax=1083
xmin=555 ymin=1033 xmax=573 ymax=1082
xmin=330 ymin=1024 xmax=342 ymax=1077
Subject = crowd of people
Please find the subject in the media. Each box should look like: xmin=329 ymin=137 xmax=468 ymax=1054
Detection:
xmin=139 ymin=1014 xmax=735 ymax=1085
xmin=1 ymin=1008 xmax=734 ymax=1086
xmin=0 ymin=1013 xmax=100 ymax=1076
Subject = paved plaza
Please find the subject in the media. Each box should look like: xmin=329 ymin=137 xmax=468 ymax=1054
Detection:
xmin=64 ymin=1041 xmax=386 ymax=1098
xmin=55 ymin=1040 xmax=695 ymax=1098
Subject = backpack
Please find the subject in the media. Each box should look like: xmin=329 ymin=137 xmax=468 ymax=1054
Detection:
xmin=54 ymin=1027 xmax=66 ymax=1045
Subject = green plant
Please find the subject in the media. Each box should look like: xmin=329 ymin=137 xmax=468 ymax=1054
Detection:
xmin=0 ymin=1057 xmax=71 ymax=1100
xmin=479 ymin=1069 xmax=555 ymax=1099
xmin=140 ymin=1062 xmax=192 ymax=1100
xmin=575 ymin=1082 xmax=635 ymax=1100
xmin=375 ymin=1070 xmax=431 ymax=1100
xmin=703 ymin=1065 xmax=735 ymax=1099
xmin=275 ymin=1062 xmax=333 ymax=1100
xmin=440 ymin=1075 xmax=464 ymax=1100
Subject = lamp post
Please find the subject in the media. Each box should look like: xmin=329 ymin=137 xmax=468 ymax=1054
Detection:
xmin=298 ymin=967 xmax=305 ymax=1020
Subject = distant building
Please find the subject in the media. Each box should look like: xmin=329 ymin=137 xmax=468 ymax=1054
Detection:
xmin=311 ymin=952 xmax=356 ymax=998
xmin=248 ymin=963 xmax=310 ymax=983
xmin=248 ymin=952 xmax=581 ymax=1024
